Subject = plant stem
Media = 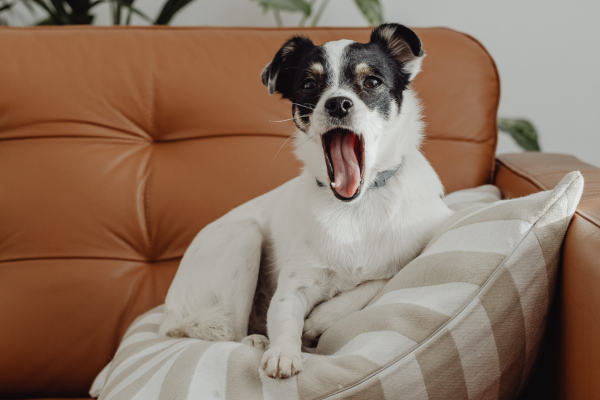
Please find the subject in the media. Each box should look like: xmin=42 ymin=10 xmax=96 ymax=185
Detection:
xmin=110 ymin=0 xmax=119 ymax=24
xmin=125 ymin=7 xmax=132 ymax=25
xmin=299 ymin=0 xmax=316 ymax=27
xmin=116 ymin=2 xmax=122 ymax=25
xmin=311 ymin=0 xmax=329 ymax=27
xmin=273 ymin=9 xmax=283 ymax=27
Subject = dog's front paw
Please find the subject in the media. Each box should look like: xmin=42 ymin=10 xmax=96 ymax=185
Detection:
xmin=260 ymin=346 xmax=303 ymax=379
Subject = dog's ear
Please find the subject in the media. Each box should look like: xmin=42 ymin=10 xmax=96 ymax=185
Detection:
xmin=370 ymin=23 xmax=424 ymax=81
xmin=261 ymin=35 xmax=316 ymax=98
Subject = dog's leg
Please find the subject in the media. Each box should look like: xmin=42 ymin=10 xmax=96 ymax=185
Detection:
xmin=159 ymin=218 xmax=262 ymax=342
xmin=260 ymin=270 xmax=336 ymax=379
xmin=302 ymin=279 xmax=388 ymax=346
xmin=260 ymin=286 xmax=308 ymax=379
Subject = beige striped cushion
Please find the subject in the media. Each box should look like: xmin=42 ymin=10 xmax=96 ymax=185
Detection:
xmin=443 ymin=184 xmax=502 ymax=211
xmin=90 ymin=172 xmax=583 ymax=400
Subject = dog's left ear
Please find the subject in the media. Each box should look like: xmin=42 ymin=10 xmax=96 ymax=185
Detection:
xmin=261 ymin=35 xmax=316 ymax=98
xmin=370 ymin=23 xmax=425 ymax=81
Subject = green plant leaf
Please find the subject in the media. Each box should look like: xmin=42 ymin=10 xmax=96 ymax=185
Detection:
xmin=27 ymin=0 xmax=62 ymax=24
xmin=253 ymin=0 xmax=311 ymax=16
xmin=112 ymin=0 xmax=122 ymax=25
xmin=21 ymin=0 xmax=39 ymax=14
xmin=18 ymin=0 xmax=44 ymax=21
xmin=35 ymin=16 xmax=54 ymax=24
xmin=309 ymin=0 xmax=327 ymax=26
xmin=109 ymin=0 xmax=132 ymax=24
xmin=26 ymin=0 xmax=54 ymax=17
xmin=48 ymin=0 xmax=73 ymax=24
xmin=498 ymin=117 xmax=541 ymax=151
xmin=154 ymin=0 xmax=195 ymax=25
xmin=115 ymin=0 xmax=152 ymax=23
xmin=0 ymin=3 xmax=15 ymax=13
xmin=354 ymin=0 xmax=382 ymax=26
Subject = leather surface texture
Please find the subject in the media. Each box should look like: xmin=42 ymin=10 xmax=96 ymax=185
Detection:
xmin=0 ymin=26 xmax=499 ymax=398
xmin=495 ymin=153 xmax=600 ymax=400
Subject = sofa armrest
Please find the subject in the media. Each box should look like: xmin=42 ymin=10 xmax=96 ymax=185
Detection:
xmin=495 ymin=153 xmax=600 ymax=399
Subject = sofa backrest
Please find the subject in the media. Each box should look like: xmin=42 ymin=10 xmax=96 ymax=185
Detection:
xmin=0 ymin=26 xmax=499 ymax=398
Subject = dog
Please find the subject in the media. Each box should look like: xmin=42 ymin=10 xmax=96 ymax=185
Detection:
xmin=158 ymin=23 xmax=454 ymax=379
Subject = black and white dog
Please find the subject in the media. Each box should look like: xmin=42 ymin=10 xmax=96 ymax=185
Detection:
xmin=159 ymin=23 xmax=453 ymax=379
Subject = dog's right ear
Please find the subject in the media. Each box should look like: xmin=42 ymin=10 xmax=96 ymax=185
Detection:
xmin=261 ymin=35 xmax=316 ymax=98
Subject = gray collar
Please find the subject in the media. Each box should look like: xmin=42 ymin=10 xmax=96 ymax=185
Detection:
xmin=368 ymin=162 xmax=403 ymax=189
xmin=316 ymin=157 xmax=403 ymax=189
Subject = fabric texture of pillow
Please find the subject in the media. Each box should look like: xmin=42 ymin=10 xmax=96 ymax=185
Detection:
xmin=443 ymin=184 xmax=501 ymax=211
xmin=90 ymin=172 xmax=583 ymax=400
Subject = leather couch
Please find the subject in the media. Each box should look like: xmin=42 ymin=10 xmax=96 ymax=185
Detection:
xmin=0 ymin=26 xmax=597 ymax=400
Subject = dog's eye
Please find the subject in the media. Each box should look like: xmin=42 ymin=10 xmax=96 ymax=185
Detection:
xmin=301 ymin=79 xmax=317 ymax=92
xmin=364 ymin=77 xmax=382 ymax=89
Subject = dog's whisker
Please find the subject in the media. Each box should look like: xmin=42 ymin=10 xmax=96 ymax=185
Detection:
xmin=273 ymin=130 xmax=301 ymax=161
xmin=289 ymin=102 xmax=316 ymax=111
xmin=269 ymin=117 xmax=296 ymax=123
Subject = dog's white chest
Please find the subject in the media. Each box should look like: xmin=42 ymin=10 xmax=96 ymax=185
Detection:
xmin=270 ymin=194 xmax=422 ymax=288
xmin=315 ymin=221 xmax=411 ymax=279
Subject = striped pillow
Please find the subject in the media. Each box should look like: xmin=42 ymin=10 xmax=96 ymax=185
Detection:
xmin=91 ymin=172 xmax=583 ymax=400
xmin=443 ymin=184 xmax=501 ymax=211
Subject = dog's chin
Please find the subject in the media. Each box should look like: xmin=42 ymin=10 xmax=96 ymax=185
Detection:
xmin=321 ymin=128 xmax=365 ymax=202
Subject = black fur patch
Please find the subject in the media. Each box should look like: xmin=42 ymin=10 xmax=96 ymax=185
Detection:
xmin=262 ymin=36 xmax=326 ymax=131
xmin=341 ymin=41 xmax=411 ymax=118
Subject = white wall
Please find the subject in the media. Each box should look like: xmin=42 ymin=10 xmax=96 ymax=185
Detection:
xmin=10 ymin=0 xmax=600 ymax=166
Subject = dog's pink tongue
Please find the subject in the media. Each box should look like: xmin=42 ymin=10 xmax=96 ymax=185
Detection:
xmin=330 ymin=130 xmax=361 ymax=198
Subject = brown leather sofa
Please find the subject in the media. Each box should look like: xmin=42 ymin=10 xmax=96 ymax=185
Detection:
xmin=0 ymin=26 xmax=597 ymax=400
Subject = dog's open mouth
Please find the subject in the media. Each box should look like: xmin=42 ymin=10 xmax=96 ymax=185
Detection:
xmin=322 ymin=129 xmax=365 ymax=201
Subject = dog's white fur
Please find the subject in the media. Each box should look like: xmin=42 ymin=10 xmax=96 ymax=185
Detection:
xmin=159 ymin=38 xmax=453 ymax=379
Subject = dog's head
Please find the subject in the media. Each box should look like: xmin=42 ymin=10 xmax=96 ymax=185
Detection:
xmin=262 ymin=23 xmax=425 ymax=202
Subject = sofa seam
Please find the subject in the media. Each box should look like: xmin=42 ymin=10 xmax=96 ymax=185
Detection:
xmin=576 ymin=208 xmax=600 ymax=228
xmin=143 ymin=43 xmax=156 ymax=262
xmin=496 ymin=159 xmax=600 ymax=229
xmin=0 ymin=255 xmax=181 ymax=264
xmin=144 ymin=157 xmax=154 ymax=261
xmin=0 ymin=133 xmax=496 ymax=144
xmin=0 ymin=134 xmax=150 ymax=143
xmin=152 ymin=133 xmax=493 ymax=144
xmin=320 ymin=176 xmax=579 ymax=399
xmin=496 ymin=159 xmax=547 ymax=191
xmin=421 ymin=135 xmax=496 ymax=145
xmin=0 ymin=128 xmax=153 ymax=143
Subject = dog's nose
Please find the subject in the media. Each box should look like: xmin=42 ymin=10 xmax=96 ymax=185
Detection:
xmin=325 ymin=97 xmax=354 ymax=119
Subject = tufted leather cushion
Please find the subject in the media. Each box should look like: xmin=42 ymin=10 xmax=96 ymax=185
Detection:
xmin=0 ymin=26 xmax=499 ymax=398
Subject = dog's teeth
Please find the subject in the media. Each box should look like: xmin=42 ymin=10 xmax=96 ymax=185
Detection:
xmin=331 ymin=182 xmax=336 ymax=188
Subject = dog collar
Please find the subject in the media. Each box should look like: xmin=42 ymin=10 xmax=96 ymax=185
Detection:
xmin=369 ymin=163 xmax=402 ymax=188
xmin=316 ymin=158 xmax=403 ymax=189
